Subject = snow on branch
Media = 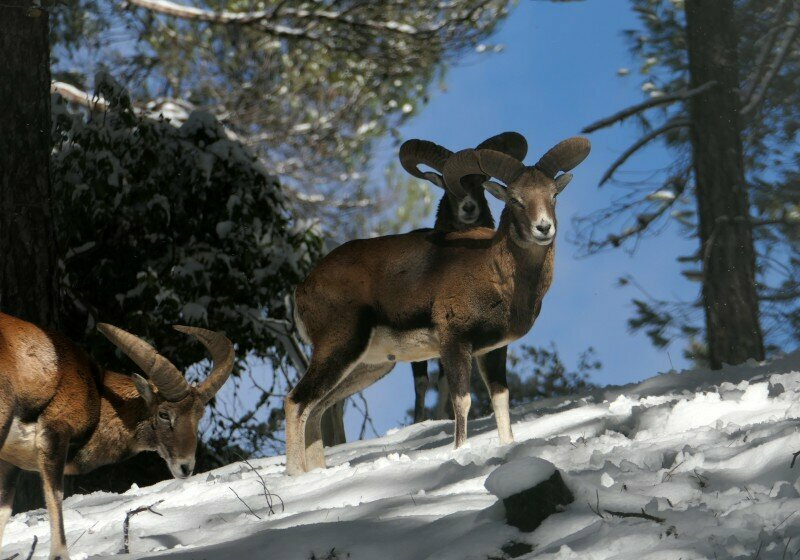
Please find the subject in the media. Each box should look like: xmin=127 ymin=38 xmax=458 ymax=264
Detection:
xmin=51 ymin=81 xmax=109 ymax=111
xmin=582 ymin=81 xmax=716 ymax=134
xmin=127 ymin=0 xmax=444 ymax=37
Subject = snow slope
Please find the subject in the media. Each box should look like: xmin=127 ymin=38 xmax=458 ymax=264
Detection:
xmin=3 ymin=354 xmax=800 ymax=560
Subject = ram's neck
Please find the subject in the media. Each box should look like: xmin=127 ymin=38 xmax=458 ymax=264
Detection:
xmin=494 ymin=208 xmax=556 ymax=334
xmin=68 ymin=371 xmax=154 ymax=474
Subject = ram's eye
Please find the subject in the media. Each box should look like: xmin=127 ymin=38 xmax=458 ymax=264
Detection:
xmin=510 ymin=198 xmax=524 ymax=208
xmin=158 ymin=411 xmax=170 ymax=421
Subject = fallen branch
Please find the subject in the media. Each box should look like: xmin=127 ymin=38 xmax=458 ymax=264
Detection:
xmin=229 ymin=487 xmax=262 ymax=520
xmin=604 ymin=508 xmax=665 ymax=524
xmin=122 ymin=500 xmax=164 ymax=554
xmin=582 ymin=82 xmax=715 ymax=134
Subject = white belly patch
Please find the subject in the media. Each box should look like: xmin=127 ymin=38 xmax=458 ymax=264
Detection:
xmin=0 ymin=419 xmax=39 ymax=471
xmin=361 ymin=327 xmax=440 ymax=364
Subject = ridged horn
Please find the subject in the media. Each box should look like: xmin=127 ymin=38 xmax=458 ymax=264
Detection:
xmin=399 ymin=139 xmax=453 ymax=185
xmin=443 ymin=148 xmax=526 ymax=196
xmin=476 ymin=131 xmax=528 ymax=162
xmin=173 ymin=325 xmax=234 ymax=404
xmin=534 ymin=137 xmax=591 ymax=178
xmin=97 ymin=323 xmax=190 ymax=402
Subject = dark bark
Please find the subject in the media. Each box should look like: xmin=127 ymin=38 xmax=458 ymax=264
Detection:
xmin=685 ymin=0 xmax=765 ymax=369
xmin=0 ymin=0 xmax=64 ymax=513
xmin=0 ymin=0 xmax=61 ymax=329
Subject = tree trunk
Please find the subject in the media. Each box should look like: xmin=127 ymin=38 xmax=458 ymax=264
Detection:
xmin=0 ymin=0 xmax=60 ymax=329
xmin=0 ymin=0 xmax=64 ymax=513
xmin=685 ymin=0 xmax=765 ymax=369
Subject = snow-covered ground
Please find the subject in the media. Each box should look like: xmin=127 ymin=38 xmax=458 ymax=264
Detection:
xmin=3 ymin=354 xmax=800 ymax=560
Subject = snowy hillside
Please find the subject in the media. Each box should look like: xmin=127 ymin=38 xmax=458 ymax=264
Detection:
xmin=3 ymin=355 xmax=800 ymax=560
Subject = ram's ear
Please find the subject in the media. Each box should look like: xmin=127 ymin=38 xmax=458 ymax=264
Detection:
xmin=555 ymin=173 xmax=573 ymax=193
xmin=482 ymin=180 xmax=507 ymax=201
xmin=132 ymin=373 xmax=156 ymax=405
xmin=423 ymin=171 xmax=445 ymax=189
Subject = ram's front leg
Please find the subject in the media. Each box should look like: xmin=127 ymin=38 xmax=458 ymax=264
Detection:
xmin=476 ymin=346 xmax=514 ymax=445
xmin=439 ymin=340 xmax=473 ymax=448
xmin=0 ymin=460 xmax=20 ymax=558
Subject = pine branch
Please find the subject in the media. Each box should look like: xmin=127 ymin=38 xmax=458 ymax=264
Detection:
xmin=599 ymin=119 xmax=691 ymax=186
xmin=582 ymin=82 xmax=716 ymax=134
xmin=740 ymin=0 xmax=793 ymax=103
xmin=741 ymin=12 xmax=800 ymax=115
xmin=600 ymin=166 xmax=689 ymax=249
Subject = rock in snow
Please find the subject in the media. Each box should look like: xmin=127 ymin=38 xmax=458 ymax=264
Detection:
xmin=485 ymin=458 xmax=573 ymax=532
xmin=3 ymin=352 xmax=800 ymax=559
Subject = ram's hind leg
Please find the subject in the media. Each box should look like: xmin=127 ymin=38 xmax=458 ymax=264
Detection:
xmin=440 ymin=340 xmax=473 ymax=449
xmin=36 ymin=429 xmax=70 ymax=560
xmin=285 ymin=325 xmax=371 ymax=475
xmin=411 ymin=361 xmax=429 ymax=423
xmin=476 ymin=346 xmax=513 ymax=445
xmin=305 ymin=361 xmax=396 ymax=470
xmin=0 ymin=460 xmax=20 ymax=558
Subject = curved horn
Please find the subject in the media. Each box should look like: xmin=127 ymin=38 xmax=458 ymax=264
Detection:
xmin=399 ymin=139 xmax=453 ymax=186
xmin=173 ymin=325 xmax=234 ymax=404
xmin=534 ymin=137 xmax=591 ymax=178
xmin=476 ymin=131 xmax=528 ymax=162
xmin=443 ymin=148 xmax=526 ymax=196
xmin=97 ymin=323 xmax=190 ymax=402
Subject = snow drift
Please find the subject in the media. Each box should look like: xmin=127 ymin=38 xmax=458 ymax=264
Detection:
xmin=3 ymin=353 xmax=800 ymax=559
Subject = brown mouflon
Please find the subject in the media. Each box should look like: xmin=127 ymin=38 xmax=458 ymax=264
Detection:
xmin=285 ymin=136 xmax=591 ymax=475
xmin=400 ymin=131 xmax=528 ymax=423
xmin=0 ymin=314 xmax=233 ymax=560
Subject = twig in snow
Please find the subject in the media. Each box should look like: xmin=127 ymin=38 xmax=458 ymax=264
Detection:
xmin=662 ymin=460 xmax=684 ymax=482
xmin=229 ymin=487 xmax=262 ymax=520
xmin=235 ymin=453 xmax=285 ymax=515
xmin=790 ymin=449 xmax=800 ymax=468
xmin=753 ymin=540 xmax=764 ymax=560
xmin=588 ymin=489 xmax=604 ymax=519
xmin=23 ymin=536 xmax=37 ymax=560
xmin=690 ymin=469 xmax=708 ymax=488
xmin=122 ymin=500 xmax=164 ymax=554
xmin=775 ymin=511 xmax=797 ymax=531
xmin=604 ymin=508 xmax=665 ymax=524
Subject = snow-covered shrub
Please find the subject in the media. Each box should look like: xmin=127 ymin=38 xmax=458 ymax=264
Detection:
xmin=51 ymin=72 xmax=322 ymax=373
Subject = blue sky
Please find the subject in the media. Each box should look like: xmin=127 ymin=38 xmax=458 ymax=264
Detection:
xmin=343 ymin=0 xmax=700 ymax=439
